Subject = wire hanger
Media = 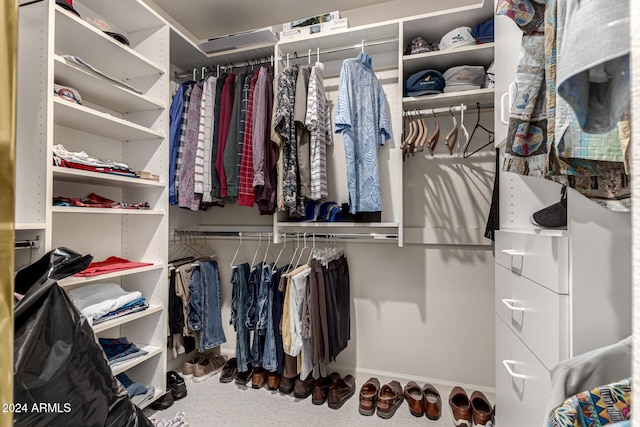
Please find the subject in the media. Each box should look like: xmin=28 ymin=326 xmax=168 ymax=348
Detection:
xmin=295 ymin=233 xmax=309 ymax=267
xmin=463 ymin=102 xmax=495 ymax=158
xmin=251 ymin=233 xmax=263 ymax=270
xmin=230 ymin=232 xmax=243 ymax=270
xmin=361 ymin=39 xmax=366 ymax=54
xmin=306 ymin=234 xmax=316 ymax=266
xmin=262 ymin=233 xmax=272 ymax=267
xmin=316 ymin=47 xmax=320 ymax=63
xmin=273 ymin=233 xmax=286 ymax=272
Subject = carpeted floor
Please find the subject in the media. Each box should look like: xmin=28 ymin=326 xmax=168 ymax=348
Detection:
xmin=143 ymin=372 xmax=494 ymax=426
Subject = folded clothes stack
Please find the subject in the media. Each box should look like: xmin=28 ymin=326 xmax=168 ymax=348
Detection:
xmin=54 ymin=193 xmax=150 ymax=210
xmin=73 ymin=256 xmax=154 ymax=277
xmin=115 ymin=372 xmax=156 ymax=407
xmin=99 ymin=336 xmax=148 ymax=368
xmin=67 ymin=282 xmax=149 ymax=325
xmin=53 ymin=144 xmax=141 ymax=178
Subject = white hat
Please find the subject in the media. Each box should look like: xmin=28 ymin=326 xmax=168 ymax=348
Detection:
xmin=439 ymin=26 xmax=476 ymax=50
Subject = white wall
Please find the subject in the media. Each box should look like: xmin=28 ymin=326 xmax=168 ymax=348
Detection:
xmin=190 ymin=238 xmax=495 ymax=389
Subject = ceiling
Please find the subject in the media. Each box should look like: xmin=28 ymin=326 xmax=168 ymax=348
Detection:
xmin=143 ymin=0 xmax=395 ymax=40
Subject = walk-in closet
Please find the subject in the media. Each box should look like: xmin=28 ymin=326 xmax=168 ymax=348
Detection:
xmin=5 ymin=0 xmax=637 ymax=426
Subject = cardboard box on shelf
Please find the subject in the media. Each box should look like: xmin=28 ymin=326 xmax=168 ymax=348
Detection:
xmin=280 ymin=18 xmax=348 ymax=40
xmin=282 ymin=11 xmax=340 ymax=31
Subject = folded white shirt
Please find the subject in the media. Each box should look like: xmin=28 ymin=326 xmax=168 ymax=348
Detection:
xmin=68 ymin=282 xmax=142 ymax=326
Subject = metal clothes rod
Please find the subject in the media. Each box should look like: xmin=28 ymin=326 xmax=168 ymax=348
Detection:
xmin=15 ymin=238 xmax=40 ymax=250
xmin=278 ymin=37 xmax=398 ymax=62
xmin=174 ymin=55 xmax=275 ymax=80
xmin=172 ymin=230 xmax=398 ymax=241
xmin=403 ymin=102 xmax=494 ymax=117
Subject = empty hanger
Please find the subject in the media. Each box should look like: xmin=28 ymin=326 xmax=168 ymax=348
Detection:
xmin=416 ymin=113 xmax=428 ymax=154
xmin=463 ymin=102 xmax=495 ymax=158
xmin=262 ymin=233 xmax=272 ymax=267
xmin=458 ymin=103 xmax=470 ymax=157
xmin=250 ymin=233 xmax=263 ymax=270
xmin=230 ymin=232 xmax=243 ymax=269
xmin=445 ymin=106 xmax=459 ymax=155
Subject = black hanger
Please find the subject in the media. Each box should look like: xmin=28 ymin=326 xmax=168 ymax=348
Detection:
xmin=463 ymin=102 xmax=495 ymax=158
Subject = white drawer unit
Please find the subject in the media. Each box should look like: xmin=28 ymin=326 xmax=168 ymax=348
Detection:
xmin=495 ymin=265 xmax=569 ymax=370
xmin=495 ymin=231 xmax=569 ymax=294
xmin=496 ymin=316 xmax=552 ymax=427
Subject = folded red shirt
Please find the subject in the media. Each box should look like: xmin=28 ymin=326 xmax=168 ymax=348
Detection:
xmin=73 ymin=256 xmax=154 ymax=277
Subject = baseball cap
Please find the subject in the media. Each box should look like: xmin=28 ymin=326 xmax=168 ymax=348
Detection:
xmin=439 ymin=26 xmax=476 ymax=50
xmin=56 ymin=0 xmax=80 ymax=18
xmin=471 ymin=19 xmax=494 ymax=44
xmin=54 ymin=84 xmax=82 ymax=105
xmin=405 ymin=70 xmax=445 ymax=97
xmin=443 ymin=66 xmax=485 ymax=93
xmin=85 ymin=16 xmax=130 ymax=46
xmin=404 ymin=37 xmax=440 ymax=55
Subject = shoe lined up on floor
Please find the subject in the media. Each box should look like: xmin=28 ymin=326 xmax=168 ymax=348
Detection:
xmin=167 ymin=371 xmax=187 ymax=400
xmin=376 ymin=380 xmax=404 ymax=418
xmin=181 ymin=354 xmax=227 ymax=382
xmin=403 ymin=381 xmax=441 ymax=419
xmin=449 ymin=386 xmax=493 ymax=427
xmin=312 ymin=372 xmax=341 ymax=405
xmin=193 ymin=355 xmax=227 ymax=383
xmin=327 ymin=374 xmax=356 ymax=409
xmin=219 ymin=357 xmax=237 ymax=383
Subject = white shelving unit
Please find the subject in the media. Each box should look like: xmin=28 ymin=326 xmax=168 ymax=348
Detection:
xmin=16 ymin=0 xmax=169 ymax=408
xmin=400 ymin=0 xmax=496 ymax=246
xmin=273 ymin=21 xmax=404 ymax=244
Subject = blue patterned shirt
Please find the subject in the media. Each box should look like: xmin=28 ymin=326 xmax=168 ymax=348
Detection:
xmin=335 ymin=53 xmax=390 ymax=214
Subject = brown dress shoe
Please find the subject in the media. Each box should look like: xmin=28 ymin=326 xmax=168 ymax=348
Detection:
xmin=422 ymin=383 xmax=441 ymax=420
xmin=267 ymin=372 xmax=281 ymax=390
xmin=251 ymin=366 xmax=267 ymax=389
xmin=376 ymin=380 xmax=404 ymax=419
xmin=470 ymin=391 xmax=493 ymax=426
xmin=449 ymin=386 xmax=471 ymax=427
xmin=312 ymin=372 xmax=341 ymax=405
xmin=403 ymin=381 xmax=424 ymax=417
xmin=279 ymin=375 xmax=297 ymax=394
xmin=294 ymin=374 xmax=316 ymax=399
xmin=358 ymin=377 xmax=380 ymax=416
xmin=327 ymin=375 xmax=356 ymax=409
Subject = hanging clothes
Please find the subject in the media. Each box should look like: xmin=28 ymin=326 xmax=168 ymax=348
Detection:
xmin=335 ymin=52 xmax=391 ymax=214
xmin=187 ymin=260 xmax=226 ymax=353
xmin=169 ymin=81 xmax=195 ymax=206
xmin=238 ymin=71 xmax=260 ymax=207
xmin=295 ymin=66 xmax=312 ymax=199
xmin=178 ymin=80 xmax=204 ymax=211
xmin=306 ymin=61 xmax=333 ymax=201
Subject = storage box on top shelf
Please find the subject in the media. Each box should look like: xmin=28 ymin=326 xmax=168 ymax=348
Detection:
xmin=282 ymin=11 xmax=340 ymax=31
xmin=280 ymin=18 xmax=348 ymax=40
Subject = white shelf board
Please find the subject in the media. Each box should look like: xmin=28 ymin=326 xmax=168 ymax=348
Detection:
xmin=78 ymin=0 xmax=165 ymax=34
xmin=92 ymin=305 xmax=163 ymax=333
xmin=52 ymin=206 xmax=165 ymax=215
xmin=277 ymin=222 xmax=399 ymax=228
xmin=403 ymin=43 xmax=494 ymax=76
xmin=15 ymin=223 xmax=46 ymax=230
xmin=54 ymin=55 xmax=165 ymax=113
xmin=277 ymin=21 xmax=399 ymax=70
xmin=53 ymin=166 xmax=165 ymax=188
xmin=54 ymin=98 xmax=165 ymax=141
xmin=403 ymin=88 xmax=495 ymax=109
xmin=111 ymin=344 xmax=163 ymax=375
xmin=58 ymin=264 xmax=164 ymax=288
xmin=55 ymin=7 xmax=165 ymax=81
xmin=498 ymin=226 xmax=569 ymax=238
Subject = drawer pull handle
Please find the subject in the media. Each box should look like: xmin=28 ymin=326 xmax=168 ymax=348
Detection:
xmin=502 ymin=360 xmax=527 ymax=379
xmin=502 ymin=299 xmax=526 ymax=311
xmin=502 ymin=249 xmax=526 ymax=257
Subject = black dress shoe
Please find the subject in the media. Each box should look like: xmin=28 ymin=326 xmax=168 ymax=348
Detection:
xmin=150 ymin=389 xmax=174 ymax=410
xmin=220 ymin=358 xmax=237 ymax=383
xmin=235 ymin=367 xmax=254 ymax=385
xmin=168 ymin=370 xmax=187 ymax=400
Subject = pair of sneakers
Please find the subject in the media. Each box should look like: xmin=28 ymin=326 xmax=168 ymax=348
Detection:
xmin=182 ymin=354 xmax=228 ymax=383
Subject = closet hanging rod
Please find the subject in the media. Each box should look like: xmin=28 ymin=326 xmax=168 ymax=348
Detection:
xmin=172 ymin=230 xmax=398 ymax=241
xmin=403 ymin=102 xmax=494 ymax=117
xmin=14 ymin=238 xmax=40 ymax=250
xmin=278 ymin=37 xmax=398 ymax=61
xmin=174 ymin=55 xmax=275 ymax=80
